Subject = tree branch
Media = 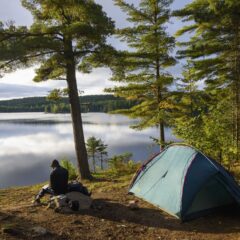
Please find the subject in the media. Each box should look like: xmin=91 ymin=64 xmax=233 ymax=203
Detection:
xmin=0 ymin=51 xmax=58 ymax=69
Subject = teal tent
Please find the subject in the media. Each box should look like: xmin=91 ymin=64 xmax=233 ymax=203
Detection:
xmin=129 ymin=144 xmax=240 ymax=221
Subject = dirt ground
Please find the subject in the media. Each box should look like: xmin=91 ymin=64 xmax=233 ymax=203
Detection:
xmin=0 ymin=175 xmax=239 ymax=240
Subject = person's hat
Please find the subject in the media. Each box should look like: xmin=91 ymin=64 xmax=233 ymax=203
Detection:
xmin=51 ymin=159 xmax=60 ymax=168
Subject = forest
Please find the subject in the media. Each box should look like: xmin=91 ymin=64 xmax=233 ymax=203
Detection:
xmin=0 ymin=95 xmax=137 ymax=113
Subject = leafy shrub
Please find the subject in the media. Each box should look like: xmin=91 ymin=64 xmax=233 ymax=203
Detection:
xmin=60 ymin=158 xmax=78 ymax=180
xmin=108 ymin=152 xmax=140 ymax=176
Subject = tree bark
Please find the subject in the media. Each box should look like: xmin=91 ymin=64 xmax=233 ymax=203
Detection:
xmin=234 ymin=23 xmax=240 ymax=164
xmin=154 ymin=2 xmax=165 ymax=151
xmin=64 ymin=36 xmax=92 ymax=179
xmin=156 ymin=58 xmax=165 ymax=151
xmin=100 ymin=154 xmax=103 ymax=170
xmin=92 ymin=154 xmax=96 ymax=173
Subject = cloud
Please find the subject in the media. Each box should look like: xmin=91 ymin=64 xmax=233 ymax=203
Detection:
xmin=76 ymin=68 xmax=120 ymax=95
xmin=0 ymin=83 xmax=51 ymax=100
xmin=0 ymin=66 xmax=117 ymax=99
xmin=0 ymin=0 xmax=33 ymax=26
xmin=0 ymin=0 xmax=193 ymax=100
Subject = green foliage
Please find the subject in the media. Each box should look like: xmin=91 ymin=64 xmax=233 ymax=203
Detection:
xmin=0 ymin=95 xmax=137 ymax=113
xmin=97 ymin=140 xmax=108 ymax=170
xmin=173 ymin=90 xmax=237 ymax=168
xmin=173 ymin=0 xmax=240 ymax=167
xmin=107 ymin=152 xmax=140 ymax=176
xmin=86 ymin=136 xmax=101 ymax=173
xmin=86 ymin=136 xmax=108 ymax=173
xmin=47 ymin=88 xmax=68 ymax=101
xmin=107 ymin=0 xmax=176 ymax=149
xmin=60 ymin=158 xmax=78 ymax=181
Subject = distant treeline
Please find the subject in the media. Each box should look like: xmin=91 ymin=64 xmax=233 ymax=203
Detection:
xmin=0 ymin=95 xmax=137 ymax=113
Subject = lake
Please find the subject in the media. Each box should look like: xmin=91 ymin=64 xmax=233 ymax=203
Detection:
xmin=0 ymin=112 xmax=178 ymax=188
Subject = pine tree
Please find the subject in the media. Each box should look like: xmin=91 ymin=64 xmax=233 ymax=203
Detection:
xmin=106 ymin=0 xmax=176 ymax=150
xmin=174 ymin=0 xmax=240 ymax=165
xmin=97 ymin=140 xmax=108 ymax=170
xmin=0 ymin=0 xmax=114 ymax=179
xmin=86 ymin=136 xmax=101 ymax=173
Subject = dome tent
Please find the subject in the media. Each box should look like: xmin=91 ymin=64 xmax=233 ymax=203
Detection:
xmin=129 ymin=144 xmax=240 ymax=221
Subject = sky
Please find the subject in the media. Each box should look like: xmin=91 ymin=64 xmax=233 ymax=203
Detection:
xmin=0 ymin=0 xmax=192 ymax=100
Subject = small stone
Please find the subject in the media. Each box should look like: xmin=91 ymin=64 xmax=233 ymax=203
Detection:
xmin=2 ymin=227 xmax=22 ymax=236
xmin=31 ymin=226 xmax=48 ymax=236
xmin=97 ymin=205 xmax=103 ymax=210
xmin=28 ymin=209 xmax=38 ymax=213
xmin=72 ymin=220 xmax=83 ymax=225
xmin=117 ymin=224 xmax=127 ymax=228
xmin=127 ymin=200 xmax=139 ymax=210
xmin=0 ymin=214 xmax=10 ymax=221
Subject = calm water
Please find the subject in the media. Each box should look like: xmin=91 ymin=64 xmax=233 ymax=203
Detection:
xmin=0 ymin=112 xmax=177 ymax=188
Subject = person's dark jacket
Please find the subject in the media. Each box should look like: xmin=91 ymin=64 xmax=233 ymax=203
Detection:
xmin=50 ymin=166 xmax=69 ymax=195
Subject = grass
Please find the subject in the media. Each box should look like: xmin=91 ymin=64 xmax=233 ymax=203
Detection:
xmin=83 ymin=171 xmax=133 ymax=192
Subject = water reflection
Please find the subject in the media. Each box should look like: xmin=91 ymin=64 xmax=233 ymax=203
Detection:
xmin=0 ymin=112 xmax=177 ymax=188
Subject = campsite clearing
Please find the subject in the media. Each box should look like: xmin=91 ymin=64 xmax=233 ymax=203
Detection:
xmin=0 ymin=174 xmax=239 ymax=240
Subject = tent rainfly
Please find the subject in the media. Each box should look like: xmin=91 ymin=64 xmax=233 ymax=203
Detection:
xmin=129 ymin=144 xmax=240 ymax=221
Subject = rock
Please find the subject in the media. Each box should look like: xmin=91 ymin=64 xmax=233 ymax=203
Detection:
xmin=28 ymin=209 xmax=38 ymax=213
xmin=96 ymin=205 xmax=103 ymax=210
xmin=117 ymin=224 xmax=127 ymax=228
xmin=31 ymin=226 xmax=48 ymax=237
xmin=0 ymin=214 xmax=11 ymax=221
xmin=127 ymin=200 xmax=139 ymax=210
xmin=72 ymin=220 xmax=83 ymax=225
xmin=2 ymin=227 xmax=23 ymax=236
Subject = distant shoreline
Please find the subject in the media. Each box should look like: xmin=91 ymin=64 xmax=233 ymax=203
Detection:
xmin=0 ymin=95 xmax=137 ymax=113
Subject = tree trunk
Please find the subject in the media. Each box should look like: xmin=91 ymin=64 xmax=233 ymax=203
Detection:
xmin=100 ymin=154 xmax=103 ymax=170
xmin=234 ymin=23 xmax=240 ymax=163
xmin=93 ymin=154 xmax=96 ymax=173
xmin=160 ymin=121 xmax=165 ymax=150
xmin=157 ymin=61 xmax=165 ymax=151
xmin=64 ymin=37 xmax=92 ymax=179
xmin=154 ymin=3 xmax=165 ymax=151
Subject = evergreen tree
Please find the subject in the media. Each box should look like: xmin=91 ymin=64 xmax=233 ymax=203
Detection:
xmin=106 ymin=0 xmax=176 ymax=150
xmin=0 ymin=0 xmax=114 ymax=179
xmin=86 ymin=136 xmax=101 ymax=173
xmin=174 ymin=0 xmax=240 ymax=165
xmin=97 ymin=140 xmax=108 ymax=170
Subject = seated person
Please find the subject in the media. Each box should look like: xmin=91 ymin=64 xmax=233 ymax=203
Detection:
xmin=34 ymin=159 xmax=69 ymax=203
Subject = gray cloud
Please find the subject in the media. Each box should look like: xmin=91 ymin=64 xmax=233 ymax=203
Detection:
xmin=0 ymin=83 xmax=51 ymax=99
xmin=0 ymin=0 xmax=192 ymax=100
xmin=0 ymin=0 xmax=33 ymax=26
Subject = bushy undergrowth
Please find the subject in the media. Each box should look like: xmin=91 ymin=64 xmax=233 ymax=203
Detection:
xmin=60 ymin=158 xmax=78 ymax=180
xmin=60 ymin=153 xmax=140 ymax=180
xmin=107 ymin=152 xmax=140 ymax=177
